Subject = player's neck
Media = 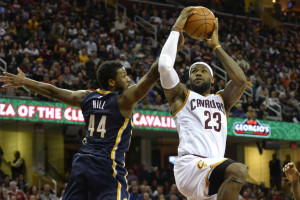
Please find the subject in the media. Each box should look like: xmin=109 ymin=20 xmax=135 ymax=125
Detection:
xmin=193 ymin=89 xmax=211 ymax=96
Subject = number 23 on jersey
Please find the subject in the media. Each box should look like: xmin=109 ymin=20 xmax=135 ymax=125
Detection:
xmin=88 ymin=114 xmax=107 ymax=138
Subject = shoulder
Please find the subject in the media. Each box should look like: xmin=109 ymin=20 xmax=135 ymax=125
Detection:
xmin=214 ymin=92 xmax=224 ymax=101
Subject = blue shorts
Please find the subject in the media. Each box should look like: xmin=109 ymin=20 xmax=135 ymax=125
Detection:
xmin=63 ymin=153 xmax=128 ymax=200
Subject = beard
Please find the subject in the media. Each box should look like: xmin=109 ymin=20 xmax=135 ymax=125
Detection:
xmin=115 ymin=82 xmax=125 ymax=94
xmin=190 ymin=80 xmax=211 ymax=94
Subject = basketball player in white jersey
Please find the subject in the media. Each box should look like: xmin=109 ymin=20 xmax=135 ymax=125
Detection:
xmin=158 ymin=7 xmax=248 ymax=200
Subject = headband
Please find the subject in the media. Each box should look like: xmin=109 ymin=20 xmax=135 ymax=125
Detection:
xmin=189 ymin=62 xmax=213 ymax=77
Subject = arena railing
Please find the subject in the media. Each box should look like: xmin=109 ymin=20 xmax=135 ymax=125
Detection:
xmin=38 ymin=171 xmax=57 ymax=197
xmin=0 ymin=58 xmax=7 ymax=72
xmin=134 ymin=15 xmax=157 ymax=47
xmin=212 ymin=63 xmax=227 ymax=83
xmin=116 ymin=2 xmax=127 ymax=18
xmin=264 ymin=100 xmax=282 ymax=121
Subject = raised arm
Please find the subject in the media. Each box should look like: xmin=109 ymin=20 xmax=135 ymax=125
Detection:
xmin=158 ymin=7 xmax=194 ymax=112
xmin=120 ymin=60 xmax=160 ymax=111
xmin=119 ymin=8 xmax=194 ymax=115
xmin=205 ymin=18 xmax=247 ymax=116
xmin=123 ymin=60 xmax=159 ymax=104
xmin=283 ymin=162 xmax=300 ymax=200
xmin=0 ymin=68 xmax=91 ymax=107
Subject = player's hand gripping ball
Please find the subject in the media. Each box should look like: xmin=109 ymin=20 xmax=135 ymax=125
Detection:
xmin=183 ymin=7 xmax=215 ymax=41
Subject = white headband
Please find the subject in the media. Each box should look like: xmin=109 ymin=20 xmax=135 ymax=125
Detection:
xmin=189 ymin=62 xmax=213 ymax=77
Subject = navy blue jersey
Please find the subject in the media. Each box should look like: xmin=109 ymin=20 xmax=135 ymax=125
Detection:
xmin=79 ymin=89 xmax=133 ymax=166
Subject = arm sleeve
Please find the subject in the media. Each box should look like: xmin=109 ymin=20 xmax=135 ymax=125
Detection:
xmin=158 ymin=31 xmax=180 ymax=89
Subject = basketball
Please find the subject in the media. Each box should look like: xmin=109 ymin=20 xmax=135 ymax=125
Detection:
xmin=183 ymin=7 xmax=215 ymax=40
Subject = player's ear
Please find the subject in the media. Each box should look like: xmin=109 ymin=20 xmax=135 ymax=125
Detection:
xmin=211 ymin=77 xmax=214 ymax=84
xmin=108 ymin=79 xmax=115 ymax=87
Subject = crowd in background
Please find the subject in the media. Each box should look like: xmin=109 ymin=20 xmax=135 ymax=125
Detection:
xmin=0 ymin=0 xmax=299 ymax=198
xmin=0 ymin=0 xmax=299 ymax=123
xmin=0 ymin=162 xmax=297 ymax=200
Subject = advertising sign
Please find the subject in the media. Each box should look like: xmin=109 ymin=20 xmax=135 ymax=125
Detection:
xmin=1 ymin=98 xmax=300 ymax=140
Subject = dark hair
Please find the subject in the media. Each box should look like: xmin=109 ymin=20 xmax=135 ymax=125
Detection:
xmin=97 ymin=61 xmax=123 ymax=90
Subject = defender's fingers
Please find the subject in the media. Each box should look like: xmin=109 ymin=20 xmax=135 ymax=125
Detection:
xmin=2 ymin=84 xmax=14 ymax=88
xmin=0 ymin=77 xmax=13 ymax=81
xmin=3 ymin=72 xmax=15 ymax=77
xmin=17 ymin=68 xmax=23 ymax=73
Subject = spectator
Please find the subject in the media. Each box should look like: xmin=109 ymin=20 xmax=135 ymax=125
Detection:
xmin=78 ymin=47 xmax=89 ymax=64
xmin=0 ymin=186 xmax=9 ymax=200
xmin=273 ymin=0 xmax=282 ymax=20
xmin=242 ymin=95 xmax=256 ymax=112
xmin=17 ymin=23 xmax=31 ymax=45
xmin=165 ymin=185 xmax=179 ymax=200
xmin=143 ymin=192 xmax=152 ymax=200
xmin=255 ymin=82 xmax=269 ymax=105
xmin=269 ymin=154 xmax=282 ymax=190
xmin=61 ymin=66 xmax=75 ymax=89
xmin=119 ymin=54 xmax=131 ymax=69
xmin=2 ymin=174 xmax=11 ymax=188
xmin=71 ymin=34 xmax=85 ymax=51
xmin=5 ymin=48 xmax=22 ymax=73
xmin=9 ymin=151 xmax=24 ymax=180
xmin=256 ymin=102 xmax=268 ymax=120
xmin=71 ymin=77 xmax=82 ymax=90
xmin=16 ymin=174 xmax=28 ymax=194
xmin=27 ymin=185 xmax=40 ymax=200
xmin=152 ymin=185 xmax=164 ymax=200
xmin=232 ymin=103 xmax=248 ymax=118
xmin=28 ymin=15 xmax=38 ymax=31
xmin=149 ymin=94 xmax=170 ymax=112
xmin=279 ymin=92 xmax=295 ymax=122
xmin=40 ymin=184 xmax=57 ymax=200
xmin=49 ymin=20 xmax=64 ymax=44
xmin=265 ymin=91 xmax=281 ymax=116
xmin=287 ymin=91 xmax=300 ymax=112
xmin=130 ymin=186 xmax=142 ymax=200
xmin=246 ymin=106 xmax=256 ymax=120
xmin=0 ymin=0 xmax=298 ymax=124
xmin=23 ymin=42 xmax=39 ymax=57
xmin=236 ymin=54 xmax=250 ymax=70
xmin=85 ymin=36 xmax=97 ymax=55
xmin=6 ymin=181 xmax=27 ymax=200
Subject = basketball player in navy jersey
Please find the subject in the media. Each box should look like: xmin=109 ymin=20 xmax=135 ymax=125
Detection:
xmin=0 ymin=58 xmax=170 ymax=199
xmin=158 ymin=7 xmax=248 ymax=200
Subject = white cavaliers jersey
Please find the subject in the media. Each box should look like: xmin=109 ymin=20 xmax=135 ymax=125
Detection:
xmin=173 ymin=90 xmax=227 ymax=158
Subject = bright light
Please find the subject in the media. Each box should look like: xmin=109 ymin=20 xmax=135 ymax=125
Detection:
xmin=169 ymin=156 xmax=178 ymax=164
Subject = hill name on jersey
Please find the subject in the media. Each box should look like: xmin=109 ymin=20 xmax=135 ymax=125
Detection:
xmin=93 ymin=99 xmax=106 ymax=110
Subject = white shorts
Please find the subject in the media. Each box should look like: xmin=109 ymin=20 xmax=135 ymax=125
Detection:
xmin=174 ymin=155 xmax=229 ymax=200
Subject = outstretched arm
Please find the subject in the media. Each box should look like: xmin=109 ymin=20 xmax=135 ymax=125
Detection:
xmin=0 ymin=68 xmax=91 ymax=107
xmin=205 ymin=18 xmax=247 ymax=116
xmin=283 ymin=162 xmax=300 ymax=200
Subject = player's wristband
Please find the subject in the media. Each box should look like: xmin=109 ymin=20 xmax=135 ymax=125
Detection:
xmin=172 ymin=25 xmax=182 ymax=32
xmin=213 ymin=45 xmax=221 ymax=52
